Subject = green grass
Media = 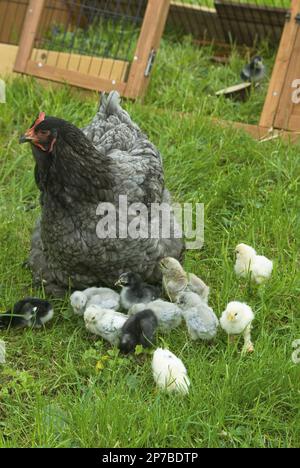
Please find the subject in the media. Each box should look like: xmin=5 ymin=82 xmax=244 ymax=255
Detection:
xmin=0 ymin=37 xmax=300 ymax=448
xmin=145 ymin=38 xmax=276 ymax=124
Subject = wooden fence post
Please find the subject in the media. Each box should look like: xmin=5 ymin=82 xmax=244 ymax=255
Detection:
xmin=14 ymin=0 xmax=46 ymax=73
xmin=125 ymin=0 xmax=170 ymax=99
xmin=259 ymin=0 xmax=300 ymax=128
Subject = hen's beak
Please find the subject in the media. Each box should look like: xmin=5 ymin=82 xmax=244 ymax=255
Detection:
xmin=227 ymin=313 xmax=235 ymax=321
xmin=19 ymin=135 xmax=30 ymax=143
xmin=19 ymin=130 xmax=35 ymax=144
xmin=115 ymin=279 xmax=121 ymax=287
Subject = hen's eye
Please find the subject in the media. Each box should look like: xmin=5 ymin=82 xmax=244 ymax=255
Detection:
xmin=40 ymin=130 xmax=49 ymax=135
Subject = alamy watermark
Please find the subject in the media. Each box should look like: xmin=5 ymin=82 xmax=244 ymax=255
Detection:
xmin=95 ymin=195 xmax=204 ymax=250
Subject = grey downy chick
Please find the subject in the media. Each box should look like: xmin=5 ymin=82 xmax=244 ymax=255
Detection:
xmin=115 ymin=272 xmax=160 ymax=310
xmin=177 ymin=291 xmax=218 ymax=341
xmin=119 ymin=309 xmax=158 ymax=354
xmin=129 ymin=299 xmax=182 ymax=332
xmin=84 ymin=304 xmax=127 ymax=346
xmin=70 ymin=287 xmax=120 ymax=316
xmin=240 ymin=56 xmax=266 ymax=83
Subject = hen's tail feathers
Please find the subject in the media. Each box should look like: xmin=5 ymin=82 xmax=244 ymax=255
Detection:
xmin=99 ymin=91 xmax=121 ymax=116
xmin=98 ymin=91 xmax=142 ymax=133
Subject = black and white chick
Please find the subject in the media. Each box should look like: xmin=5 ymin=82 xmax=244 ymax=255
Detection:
xmin=0 ymin=298 xmax=54 ymax=329
xmin=240 ymin=56 xmax=266 ymax=83
xmin=119 ymin=309 xmax=158 ymax=354
xmin=129 ymin=299 xmax=182 ymax=332
xmin=115 ymin=272 xmax=160 ymax=311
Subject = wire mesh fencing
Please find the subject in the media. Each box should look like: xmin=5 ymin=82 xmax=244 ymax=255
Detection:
xmin=10 ymin=0 xmax=170 ymax=98
xmin=30 ymin=0 xmax=147 ymax=84
xmin=36 ymin=1 xmax=146 ymax=61
xmin=166 ymin=0 xmax=290 ymax=46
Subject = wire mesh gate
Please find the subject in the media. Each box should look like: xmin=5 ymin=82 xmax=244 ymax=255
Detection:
xmin=166 ymin=0 xmax=289 ymax=46
xmin=13 ymin=0 xmax=170 ymax=98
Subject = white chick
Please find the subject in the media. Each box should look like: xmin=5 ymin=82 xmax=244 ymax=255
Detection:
xmin=220 ymin=301 xmax=255 ymax=353
xmin=177 ymin=291 xmax=219 ymax=341
xmin=70 ymin=287 xmax=120 ymax=315
xmin=160 ymin=257 xmax=209 ymax=303
xmin=128 ymin=299 xmax=182 ymax=332
xmin=234 ymin=243 xmax=273 ymax=284
xmin=84 ymin=304 xmax=127 ymax=346
xmin=152 ymin=348 xmax=190 ymax=395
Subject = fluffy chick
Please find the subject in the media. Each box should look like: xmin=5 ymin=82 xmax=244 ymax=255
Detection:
xmin=220 ymin=301 xmax=254 ymax=353
xmin=240 ymin=56 xmax=266 ymax=82
xmin=0 ymin=298 xmax=54 ymax=329
xmin=160 ymin=257 xmax=210 ymax=302
xmin=177 ymin=291 xmax=218 ymax=341
xmin=70 ymin=287 xmax=120 ymax=315
xmin=115 ymin=272 xmax=160 ymax=310
xmin=160 ymin=257 xmax=187 ymax=301
xmin=119 ymin=309 xmax=158 ymax=354
xmin=129 ymin=299 xmax=182 ymax=332
xmin=187 ymin=273 xmax=210 ymax=303
xmin=84 ymin=304 xmax=127 ymax=346
xmin=70 ymin=291 xmax=87 ymax=315
xmin=152 ymin=348 xmax=190 ymax=395
xmin=234 ymin=243 xmax=273 ymax=284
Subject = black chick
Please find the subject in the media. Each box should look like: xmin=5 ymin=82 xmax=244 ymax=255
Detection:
xmin=0 ymin=298 xmax=54 ymax=329
xmin=240 ymin=56 xmax=266 ymax=83
xmin=119 ymin=309 xmax=158 ymax=354
xmin=116 ymin=272 xmax=161 ymax=310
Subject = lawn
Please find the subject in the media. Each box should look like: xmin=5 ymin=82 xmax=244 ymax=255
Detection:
xmin=0 ymin=36 xmax=299 ymax=448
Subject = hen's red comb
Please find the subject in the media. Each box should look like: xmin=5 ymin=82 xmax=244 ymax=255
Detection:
xmin=30 ymin=112 xmax=46 ymax=129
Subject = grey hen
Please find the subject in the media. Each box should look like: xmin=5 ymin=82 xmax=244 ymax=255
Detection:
xmin=20 ymin=93 xmax=184 ymax=296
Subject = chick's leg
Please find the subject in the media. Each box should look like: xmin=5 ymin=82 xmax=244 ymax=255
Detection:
xmin=242 ymin=324 xmax=254 ymax=353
